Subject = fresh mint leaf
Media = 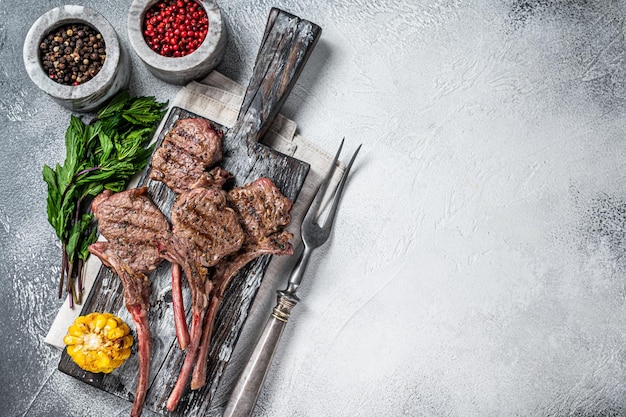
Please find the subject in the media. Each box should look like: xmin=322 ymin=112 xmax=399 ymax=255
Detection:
xmin=42 ymin=91 xmax=167 ymax=307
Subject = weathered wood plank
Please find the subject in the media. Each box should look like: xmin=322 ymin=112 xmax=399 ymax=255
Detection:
xmin=58 ymin=8 xmax=321 ymax=416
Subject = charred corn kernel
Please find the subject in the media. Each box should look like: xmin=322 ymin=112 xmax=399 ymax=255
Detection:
xmin=63 ymin=312 xmax=134 ymax=374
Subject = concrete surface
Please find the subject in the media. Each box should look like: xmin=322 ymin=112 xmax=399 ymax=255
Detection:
xmin=2 ymin=0 xmax=626 ymax=416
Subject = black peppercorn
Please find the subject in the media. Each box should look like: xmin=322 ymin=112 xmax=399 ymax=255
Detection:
xmin=40 ymin=23 xmax=106 ymax=86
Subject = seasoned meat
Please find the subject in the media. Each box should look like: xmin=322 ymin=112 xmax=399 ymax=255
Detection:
xmin=141 ymin=117 xmax=297 ymax=409
xmin=161 ymin=186 xmax=245 ymax=412
xmin=88 ymin=242 xmax=153 ymax=311
xmin=191 ymin=178 xmax=294 ymax=390
xmin=89 ymin=188 xmax=169 ymax=275
xmin=192 ymin=166 xmax=231 ymax=189
xmin=169 ymin=187 xmax=245 ymax=270
xmin=227 ymin=177 xmax=293 ymax=243
xmin=191 ymin=230 xmax=294 ymax=389
xmin=150 ymin=117 xmax=229 ymax=351
xmin=149 ymin=118 xmax=223 ymax=193
xmin=88 ymin=187 xmax=170 ymax=417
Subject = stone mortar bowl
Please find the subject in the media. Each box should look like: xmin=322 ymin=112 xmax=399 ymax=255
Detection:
xmin=23 ymin=5 xmax=130 ymax=113
xmin=127 ymin=0 xmax=227 ymax=85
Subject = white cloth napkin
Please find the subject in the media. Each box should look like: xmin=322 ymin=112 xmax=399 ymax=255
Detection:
xmin=44 ymin=70 xmax=341 ymax=349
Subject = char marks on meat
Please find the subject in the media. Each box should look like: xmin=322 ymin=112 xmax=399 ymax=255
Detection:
xmin=227 ymin=177 xmax=293 ymax=243
xmin=89 ymin=188 xmax=169 ymax=277
xmin=190 ymin=228 xmax=294 ymax=389
xmin=149 ymin=118 xmax=223 ymax=193
xmin=190 ymin=178 xmax=294 ymax=390
xmin=105 ymin=116 xmax=297 ymax=413
xmin=167 ymin=187 xmax=245 ymax=272
xmin=88 ymin=187 xmax=170 ymax=417
xmin=161 ymin=186 xmax=245 ymax=411
xmin=193 ymin=166 xmax=232 ymax=189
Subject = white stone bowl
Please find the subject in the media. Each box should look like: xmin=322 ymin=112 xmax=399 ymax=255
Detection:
xmin=23 ymin=5 xmax=130 ymax=113
xmin=127 ymin=0 xmax=227 ymax=85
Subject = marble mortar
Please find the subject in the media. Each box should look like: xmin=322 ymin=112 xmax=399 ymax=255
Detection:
xmin=127 ymin=0 xmax=227 ymax=85
xmin=23 ymin=5 xmax=130 ymax=113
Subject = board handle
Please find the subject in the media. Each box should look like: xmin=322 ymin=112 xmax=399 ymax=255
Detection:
xmin=226 ymin=8 xmax=322 ymax=149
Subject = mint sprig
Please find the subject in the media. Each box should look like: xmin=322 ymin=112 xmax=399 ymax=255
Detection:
xmin=43 ymin=91 xmax=167 ymax=307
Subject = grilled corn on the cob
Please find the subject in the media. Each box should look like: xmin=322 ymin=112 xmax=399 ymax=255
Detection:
xmin=63 ymin=312 xmax=134 ymax=373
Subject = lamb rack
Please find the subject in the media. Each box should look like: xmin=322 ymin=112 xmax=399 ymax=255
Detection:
xmin=88 ymin=187 xmax=170 ymax=417
xmin=150 ymin=117 xmax=226 ymax=350
xmin=191 ymin=177 xmax=294 ymax=389
xmin=148 ymin=117 xmax=296 ymax=408
xmin=159 ymin=186 xmax=245 ymax=411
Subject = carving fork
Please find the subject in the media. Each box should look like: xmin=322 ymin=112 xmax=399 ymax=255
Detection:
xmin=223 ymin=139 xmax=361 ymax=417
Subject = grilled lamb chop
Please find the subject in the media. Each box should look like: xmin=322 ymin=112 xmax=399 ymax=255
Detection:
xmin=159 ymin=186 xmax=245 ymax=411
xmin=150 ymin=118 xmax=228 ymax=350
xmin=87 ymin=187 xmax=170 ymax=417
xmin=227 ymin=177 xmax=293 ymax=243
xmin=149 ymin=118 xmax=223 ymax=194
xmin=149 ymin=118 xmax=296 ymax=405
xmin=191 ymin=229 xmax=293 ymax=389
xmin=191 ymin=177 xmax=294 ymax=389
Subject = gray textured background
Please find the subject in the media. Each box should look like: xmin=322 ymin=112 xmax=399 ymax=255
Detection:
xmin=3 ymin=0 xmax=626 ymax=416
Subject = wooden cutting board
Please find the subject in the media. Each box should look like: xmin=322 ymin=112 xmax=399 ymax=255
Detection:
xmin=57 ymin=8 xmax=321 ymax=416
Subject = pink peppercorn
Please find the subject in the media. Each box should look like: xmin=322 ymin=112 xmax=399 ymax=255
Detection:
xmin=143 ymin=0 xmax=208 ymax=58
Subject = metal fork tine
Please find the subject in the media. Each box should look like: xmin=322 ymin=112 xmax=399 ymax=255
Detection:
xmin=223 ymin=137 xmax=360 ymax=417
xmin=320 ymin=143 xmax=361 ymax=231
xmin=305 ymin=138 xmax=344 ymax=225
xmin=223 ymin=137 xmax=361 ymax=417
xmin=285 ymin=139 xmax=360 ymax=295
